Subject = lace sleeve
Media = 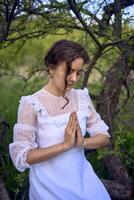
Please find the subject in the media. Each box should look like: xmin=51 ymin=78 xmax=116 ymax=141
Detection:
xmin=9 ymin=96 xmax=38 ymax=172
xmin=86 ymin=92 xmax=111 ymax=138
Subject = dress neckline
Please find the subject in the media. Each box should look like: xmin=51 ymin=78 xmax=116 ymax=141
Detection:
xmin=41 ymin=88 xmax=72 ymax=98
xmin=33 ymin=88 xmax=81 ymax=119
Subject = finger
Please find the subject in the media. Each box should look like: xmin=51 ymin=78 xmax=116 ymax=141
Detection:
xmin=76 ymin=120 xmax=80 ymax=130
xmin=74 ymin=112 xmax=79 ymax=128
xmin=75 ymin=131 xmax=81 ymax=146
xmin=72 ymin=121 xmax=77 ymax=133
xmin=77 ymin=124 xmax=81 ymax=130
xmin=76 ymin=131 xmax=83 ymax=146
xmin=67 ymin=117 xmax=72 ymax=130
xmin=69 ymin=115 xmax=76 ymax=131
xmin=68 ymin=112 xmax=75 ymax=128
xmin=75 ymin=114 xmax=80 ymax=126
xmin=76 ymin=125 xmax=82 ymax=137
xmin=69 ymin=112 xmax=74 ymax=121
xmin=68 ymin=112 xmax=77 ymax=131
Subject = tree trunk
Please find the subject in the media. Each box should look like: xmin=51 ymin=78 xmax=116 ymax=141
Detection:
xmin=95 ymin=53 xmax=133 ymax=199
xmin=0 ymin=179 xmax=10 ymax=200
xmin=0 ymin=115 xmax=10 ymax=200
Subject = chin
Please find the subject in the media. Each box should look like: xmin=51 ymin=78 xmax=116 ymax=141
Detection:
xmin=66 ymin=85 xmax=73 ymax=91
xmin=62 ymin=85 xmax=73 ymax=93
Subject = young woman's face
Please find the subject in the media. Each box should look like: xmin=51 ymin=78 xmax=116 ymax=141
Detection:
xmin=49 ymin=57 xmax=85 ymax=91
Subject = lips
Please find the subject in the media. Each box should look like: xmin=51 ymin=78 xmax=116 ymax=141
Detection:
xmin=68 ymin=83 xmax=74 ymax=86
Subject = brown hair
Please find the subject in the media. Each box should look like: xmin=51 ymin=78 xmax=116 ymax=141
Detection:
xmin=44 ymin=39 xmax=89 ymax=109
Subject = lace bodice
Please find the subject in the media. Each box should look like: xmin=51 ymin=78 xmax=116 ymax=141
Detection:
xmin=9 ymin=87 xmax=110 ymax=172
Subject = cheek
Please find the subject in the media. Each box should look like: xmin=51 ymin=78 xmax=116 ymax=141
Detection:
xmin=55 ymin=72 xmax=66 ymax=84
xmin=66 ymin=73 xmax=71 ymax=79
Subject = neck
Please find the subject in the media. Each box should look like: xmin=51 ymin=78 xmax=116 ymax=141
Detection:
xmin=43 ymin=80 xmax=65 ymax=97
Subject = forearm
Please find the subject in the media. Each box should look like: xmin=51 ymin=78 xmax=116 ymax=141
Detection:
xmin=83 ymin=133 xmax=110 ymax=149
xmin=26 ymin=142 xmax=69 ymax=165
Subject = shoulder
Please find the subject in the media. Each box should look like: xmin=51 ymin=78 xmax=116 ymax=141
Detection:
xmin=19 ymin=90 xmax=41 ymax=105
xmin=72 ymin=87 xmax=91 ymax=105
xmin=19 ymin=95 xmax=34 ymax=107
xmin=18 ymin=90 xmax=47 ymax=116
xmin=72 ymin=87 xmax=89 ymax=97
xmin=17 ymin=91 xmax=41 ymax=113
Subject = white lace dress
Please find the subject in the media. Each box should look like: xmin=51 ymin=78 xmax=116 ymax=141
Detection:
xmin=9 ymin=87 xmax=111 ymax=200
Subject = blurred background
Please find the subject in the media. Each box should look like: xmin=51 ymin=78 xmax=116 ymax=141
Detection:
xmin=0 ymin=0 xmax=134 ymax=199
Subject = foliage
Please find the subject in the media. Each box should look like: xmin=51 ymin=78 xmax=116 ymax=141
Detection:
xmin=0 ymin=30 xmax=134 ymax=199
xmin=95 ymin=123 xmax=134 ymax=184
xmin=0 ymin=0 xmax=134 ymax=197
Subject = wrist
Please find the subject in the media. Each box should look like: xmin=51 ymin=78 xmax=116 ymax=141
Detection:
xmin=82 ymin=138 xmax=88 ymax=148
xmin=82 ymin=138 xmax=85 ymax=148
xmin=62 ymin=142 xmax=71 ymax=151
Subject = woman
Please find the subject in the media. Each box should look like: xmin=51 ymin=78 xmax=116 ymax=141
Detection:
xmin=9 ymin=39 xmax=111 ymax=200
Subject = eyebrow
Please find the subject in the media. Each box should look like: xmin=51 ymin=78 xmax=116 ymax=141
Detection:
xmin=71 ymin=68 xmax=83 ymax=71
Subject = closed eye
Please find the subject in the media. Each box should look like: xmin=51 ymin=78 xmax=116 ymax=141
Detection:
xmin=69 ymin=69 xmax=85 ymax=75
xmin=77 ymin=71 xmax=83 ymax=76
xmin=77 ymin=70 xmax=86 ymax=76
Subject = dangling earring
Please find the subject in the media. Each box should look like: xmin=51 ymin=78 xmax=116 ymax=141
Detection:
xmin=50 ymin=74 xmax=53 ymax=78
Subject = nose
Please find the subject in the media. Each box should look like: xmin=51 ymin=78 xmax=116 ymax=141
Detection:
xmin=70 ymin=73 xmax=77 ymax=82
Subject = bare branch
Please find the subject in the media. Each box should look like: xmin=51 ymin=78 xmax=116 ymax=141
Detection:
xmin=67 ymin=0 xmax=102 ymax=48
xmin=102 ymin=0 xmax=134 ymax=26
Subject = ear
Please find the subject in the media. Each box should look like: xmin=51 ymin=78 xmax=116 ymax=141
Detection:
xmin=48 ymin=64 xmax=55 ymax=75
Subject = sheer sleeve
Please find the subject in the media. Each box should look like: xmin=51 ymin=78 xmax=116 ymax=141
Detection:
xmin=86 ymin=90 xmax=111 ymax=138
xmin=9 ymin=96 xmax=38 ymax=172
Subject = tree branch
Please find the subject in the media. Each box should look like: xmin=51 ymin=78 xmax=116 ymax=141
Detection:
xmin=102 ymin=0 xmax=134 ymax=26
xmin=67 ymin=0 xmax=102 ymax=48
